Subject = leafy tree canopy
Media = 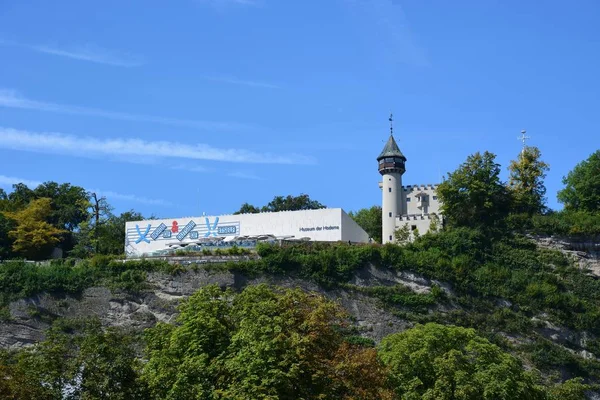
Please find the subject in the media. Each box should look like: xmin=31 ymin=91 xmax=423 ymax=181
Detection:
xmin=3 ymin=198 xmax=66 ymax=260
xmin=234 ymin=194 xmax=326 ymax=214
xmin=437 ymin=151 xmax=510 ymax=233
xmin=557 ymin=150 xmax=600 ymax=213
xmin=349 ymin=206 xmax=382 ymax=243
xmin=379 ymin=323 xmax=546 ymax=400
xmin=142 ymin=284 xmax=393 ymax=399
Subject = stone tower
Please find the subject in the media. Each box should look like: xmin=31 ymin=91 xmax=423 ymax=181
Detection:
xmin=378 ymin=115 xmax=406 ymax=244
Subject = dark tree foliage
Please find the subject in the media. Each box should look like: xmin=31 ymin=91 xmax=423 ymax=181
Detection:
xmin=557 ymin=150 xmax=600 ymax=213
xmin=349 ymin=206 xmax=382 ymax=243
xmin=234 ymin=194 xmax=326 ymax=214
xmin=233 ymin=202 xmax=261 ymax=214
xmin=32 ymin=182 xmax=89 ymax=232
xmin=437 ymin=151 xmax=511 ymax=233
xmin=0 ymin=320 xmax=145 ymax=400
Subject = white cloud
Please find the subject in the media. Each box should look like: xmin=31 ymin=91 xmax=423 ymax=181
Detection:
xmin=0 ymin=39 xmax=143 ymax=67
xmin=31 ymin=44 xmax=143 ymax=67
xmin=0 ymin=127 xmax=316 ymax=165
xmin=202 ymin=75 xmax=280 ymax=89
xmin=197 ymin=0 xmax=261 ymax=6
xmin=227 ymin=171 xmax=264 ymax=180
xmin=0 ymin=175 xmax=170 ymax=206
xmin=0 ymin=175 xmax=42 ymax=188
xmin=92 ymin=190 xmax=172 ymax=206
xmin=0 ymin=89 xmax=250 ymax=131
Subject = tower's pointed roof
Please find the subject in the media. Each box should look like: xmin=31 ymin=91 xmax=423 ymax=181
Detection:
xmin=378 ymin=134 xmax=406 ymax=160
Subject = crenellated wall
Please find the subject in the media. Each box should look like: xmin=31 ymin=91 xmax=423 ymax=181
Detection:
xmin=401 ymin=184 xmax=441 ymax=216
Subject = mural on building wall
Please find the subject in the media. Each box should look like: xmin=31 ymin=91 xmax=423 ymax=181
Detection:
xmin=125 ymin=217 xmax=241 ymax=257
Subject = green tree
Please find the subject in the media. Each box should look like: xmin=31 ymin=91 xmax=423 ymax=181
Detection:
xmin=394 ymin=224 xmax=411 ymax=243
xmin=233 ymin=202 xmax=261 ymax=214
xmin=142 ymin=285 xmax=393 ymax=399
xmin=379 ymin=323 xmax=546 ymax=400
xmin=508 ymin=146 xmax=550 ymax=215
xmin=99 ymin=210 xmax=144 ymax=255
xmin=557 ymin=150 xmax=600 ymax=212
xmin=3 ymin=198 xmax=66 ymax=260
xmin=0 ymin=213 xmax=15 ymax=259
xmin=262 ymin=194 xmax=326 ymax=212
xmin=349 ymin=206 xmax=382 ymax=243
xmin=437 ymin=151 xmax=510 ymax=232
xmin=32 ymin=182 xmax=90 ymax=232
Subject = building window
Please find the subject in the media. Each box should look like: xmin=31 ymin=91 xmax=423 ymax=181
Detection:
xmin=433 ymin=196 xmax=437 ymax=200
xmin=389 ymin=212 xmax=392 ymax=217
xmin=406 ymin=197 xmax=411 ymax=202
xmin=389 ymin=235 xmax=392 ymax=241
xmin=411 ymin=225 xmax=417 ymax=231
xmin=388 ymin=188 xmax=392 ymax=193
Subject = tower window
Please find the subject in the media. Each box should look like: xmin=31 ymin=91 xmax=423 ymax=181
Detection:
xmin=411 ymin=225 xmax=417 ymax=231
xmin=389 ymin=212 xmax=392 ymax=217
xmin=406 ymin=197 xmax=411 ymax=202
xmin=388 ymin=188 xmax=392 ymax=193
xmin=389 ymin=235 xmax=392 ymax=241
xmin=433 ymin=196 xmax=438 ymax=200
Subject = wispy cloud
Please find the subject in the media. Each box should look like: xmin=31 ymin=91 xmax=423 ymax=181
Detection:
xmin=171 ymin=164 xmax=212 ymax=173
xmin=0 ymin=175 xmax=170 ymax=206
xmin=0 ymin=89 xmax=250 ymax=131
xmin=227 ymin=171 xmax=264 ymax=180
xmin=0 ymin=127 xmax=316 ymax=165
xmin=345 ymin=0 xmax=429 ymax=67
xmin=91 ymin=190 xmax=172 ymax=206
xmin=197 ymin=0 xmax=262 ymax=7
xmin=0 ymin=175 xmax=42 ymax=188
xmin=0 ymin=39 xmax=142 ymax=67
xmin=202 ymin=75 xmax=280 ymax=89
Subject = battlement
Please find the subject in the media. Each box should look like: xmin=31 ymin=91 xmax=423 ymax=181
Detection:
xmin=402 ymin=183 xmax=439 ymax=191
xmin=397 ymin=213 xmax=439 ymax=221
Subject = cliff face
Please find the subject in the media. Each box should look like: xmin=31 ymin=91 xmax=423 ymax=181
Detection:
xmin=1 ymin=264 xmax=432 ymax=349
xmin=534 ymin=235 xmax=600 ymax=277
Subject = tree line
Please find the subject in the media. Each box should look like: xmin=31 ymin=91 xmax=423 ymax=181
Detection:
xmin=0 ymin=183 xmax=144 ymax=260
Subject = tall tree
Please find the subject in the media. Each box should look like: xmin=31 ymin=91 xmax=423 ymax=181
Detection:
xmin=557 ymin=150 xmax=600 ymax=213
xmin=437 ymin=151 xmax=510 ymax=231
xmin=349 ymin=206 xmax=382 ymax=243
xmin=3 ymin=198 xmax=66 ymax=260
xmin=379 ymin=323 xmax=546 ymax=400
xmin=508 ymin=146 xmax=550 ymax=215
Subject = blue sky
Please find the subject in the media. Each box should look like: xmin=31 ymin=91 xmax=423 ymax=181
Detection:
xmin=0 ymin=0 xmax=598 ymax=217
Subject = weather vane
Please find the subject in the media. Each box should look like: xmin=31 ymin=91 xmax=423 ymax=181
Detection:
xmin=389 ymin=113 xmax=394 ymax=136
xmin=518 ymin=129 xmax=530 ymax=153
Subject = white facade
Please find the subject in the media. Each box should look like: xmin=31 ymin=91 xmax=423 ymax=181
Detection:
xmin=125 ymin=208 xmax=369 ymax=258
